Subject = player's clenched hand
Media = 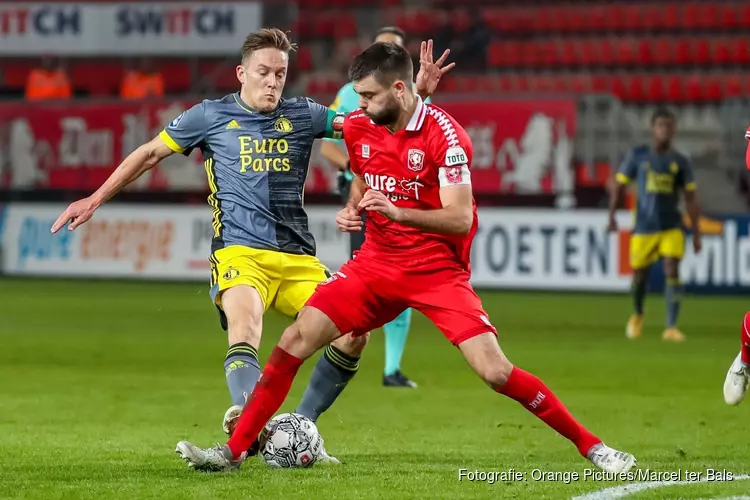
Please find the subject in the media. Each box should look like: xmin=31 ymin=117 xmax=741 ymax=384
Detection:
xmin=605 ymin=217 xmax=618 ymax=233
xmin=336 ymin=206 xmax=363 ymax=233
xmin=358 ymin=190 xmax=402 ymax=222
xmin=415 ymin=39 xmax=455 ymax=98
xmin=51 ymin=196 xmax=97 ymax=233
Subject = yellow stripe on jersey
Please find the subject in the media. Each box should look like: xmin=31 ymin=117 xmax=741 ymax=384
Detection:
xmin=615 ymin=173 xmax=631 ymax=184
xmin=204 ymin=158 xmax=222 ymax=238
xmin=159 ymin=130 xmax=185 ymax=153
xmin=685 ymin=181 xmax=697 ymax=191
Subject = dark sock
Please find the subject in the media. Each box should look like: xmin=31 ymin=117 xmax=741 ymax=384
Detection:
xmin=632 ymin=273 xmax=648 ymax=315
xmin=296 ymin=345 xmax=359 ymax=422
xmin=224 ymin=343 xmax=261 ymax=406
xmin=665 ymin=277 xmax=683 ymax=328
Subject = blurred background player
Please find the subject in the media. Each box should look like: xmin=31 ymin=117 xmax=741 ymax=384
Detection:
xmin=176 ymin=42 xmax=637 ymax=475
xmin=319 ymin=27 xmax=448 ymax=388
xmin=723 ymin=129 xmax=750 ymax=406
xmin=607 ymin=108 xmax=702 ymax=342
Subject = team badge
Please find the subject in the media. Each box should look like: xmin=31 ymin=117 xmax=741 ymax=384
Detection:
xmin=362 ymin=144 xmax=371 ymax=158
xmin=274 ymin=116 xmax=293 ymax=133
xmin=223 ymin=267 xmax=240 ymax=281
xmin=169 ymin=112 xmax=185 ymax=129
xmin=669 ymin=161 xmax=679 ymax=173
xmin=407 ymin=148 xmax=425 ymax=171
xmin=445 ymin=166 xmax=462 ymax=184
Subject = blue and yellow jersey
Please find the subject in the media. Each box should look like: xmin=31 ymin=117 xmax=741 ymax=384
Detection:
xmin=323 ymin=82 xmax=431 ymax=143
xmin=616 ymin=145 xmax=696 ymax=234
xmin=160 ymin=93 xmax=344 ymax=256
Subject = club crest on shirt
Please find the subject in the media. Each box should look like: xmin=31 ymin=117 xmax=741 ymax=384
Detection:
xmin=274 ymin=116 xmax=293 ymax=133
xmin=445 ymin=166 xmax=462 ymax=184
xmin=407 ymin=148 xmax=425 ymax=171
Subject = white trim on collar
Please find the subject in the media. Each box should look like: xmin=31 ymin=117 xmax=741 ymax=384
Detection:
xmin=405 ymin=95 xmax=427 ymax=131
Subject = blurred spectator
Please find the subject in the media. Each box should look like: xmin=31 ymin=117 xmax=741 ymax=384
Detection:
xmin=120 ymin=59 xmax=165 ymax=100
xmin=25 ymin=57 xmax=72 ymax=101
xmin=457 ymin=8 xmax=490 ymax=72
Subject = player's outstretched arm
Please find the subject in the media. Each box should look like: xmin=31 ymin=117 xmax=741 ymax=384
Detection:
xmin=51 ymin=136 xmax=174 ymax=233
xmin=359 ymin=184 xmax=474 ymax=236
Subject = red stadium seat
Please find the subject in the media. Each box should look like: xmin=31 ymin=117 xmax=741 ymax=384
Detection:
xmin=592 ymin=73 xmax=612 ymax=93
xmin=719 ymin=3 xmax=740 ymax=29
xmin=725 ymin=74 xmax=743 ymax=97
xmin=695 ymin=4 xmax=719 ymax=29
xmin=651 ymin=38 xmax=675 ymax=66
xmin=70 ymin=61 xmax=122 ymax=95
xmin=161 ymin=61 xmax=191 ymax=93
xmin=730 ymin=38 xmax=750 ymax=64
xmin=646 ymin=74 xmax=666 ymax=101
xmin=685 ymin=74 xmax=704 ymax=102
xmin=626 ymin=74 xmax=646 ymax=101
xmin=663 ymin=3 xmax=680 ymax=29
xmin=693 ymin=39 xmax=712 ymax=65
xmin=587 ymin=6 xmax=607 ymax=31
xmin=579 ymin=39 xmax=598 ymax=65
xmin=615 ymin=39 xmax=636 ymax=66
xmin=621 ymin=5 xmax=642 ymax=31
xmin=714 ymin=38 xmax=731 ymax=65
xmin=559 ymin=39 xmax=577 ymax=66
xmin=637 ymin=39 xmax=652 ymax=66
xmin=666 ymin=74 xmax=685 ymax=102
xmin=641 ymin=5 xmax=663 ymax=31
xmin=704 ymin=75 xmax=723 ymax=101
xmin=683 ymin=3 xmax=700 ymax=29
xmin=1 ymin=61 xmax=35 ymax=89
xmin=742 ymin=4 xmax=750 ymax=28
xmin=675 ymin=39 xmax=691 ymax=65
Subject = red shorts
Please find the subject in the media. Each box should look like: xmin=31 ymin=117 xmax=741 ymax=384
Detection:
xmin=305 ymin=254 xmax=497 ymax=346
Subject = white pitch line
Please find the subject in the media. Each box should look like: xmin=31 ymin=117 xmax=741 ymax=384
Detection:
xmin=571 ymin=474 xmax=750 ymax=500
xmin=687 ymin=496 xmax=750 ymax=500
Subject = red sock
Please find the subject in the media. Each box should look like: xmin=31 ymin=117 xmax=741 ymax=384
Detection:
xmin=227 ymin=346 xmax=303 ymax=459
xmin=498 ymin=367 xmax=601 ymax=457
xmin=741 ymin=313 xmax=750 ymax=365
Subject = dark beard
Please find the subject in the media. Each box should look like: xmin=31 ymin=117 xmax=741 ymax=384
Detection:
xmin=368 ymin=102 xmax=401 ymax=127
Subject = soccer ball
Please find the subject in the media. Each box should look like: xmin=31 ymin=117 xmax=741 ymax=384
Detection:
xmin=259 ymin=413 xmax=322 ymax=468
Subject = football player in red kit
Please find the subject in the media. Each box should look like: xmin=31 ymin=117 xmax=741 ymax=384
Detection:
xmin=723 ymin=128 xmax=750 ymax=406
xmin=175 ymin=42 xmax=637 ymax=474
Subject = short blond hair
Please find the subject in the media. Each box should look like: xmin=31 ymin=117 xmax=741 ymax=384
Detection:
xmin=241 ymin=28 xmax=296 ymax=63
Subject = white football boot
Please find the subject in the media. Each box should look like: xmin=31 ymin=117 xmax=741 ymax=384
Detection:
xmin=724 ymin=352 xmax=749 ymax=406
xmin=222 ymin=405 xmax=243 ymax=436
xmin=317 ymin=435 xmax=340 ymax=464
xmin=175 ymin=441 xmax=245 ymax=472
xmin=587 ymin=443 xmax=637 ymax=473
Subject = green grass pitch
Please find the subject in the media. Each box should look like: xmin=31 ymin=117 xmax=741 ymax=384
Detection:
xmin=0 ymin=278 xmax=748 ymax=499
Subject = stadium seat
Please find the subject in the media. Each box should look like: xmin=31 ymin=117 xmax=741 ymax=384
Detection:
xmin=1 ymin=61 xmax=35 ymax=89
xmin=725 ymin=73 xmax=743 ymax=97
xmin=730 ymin=38 xmax=750 ymax=64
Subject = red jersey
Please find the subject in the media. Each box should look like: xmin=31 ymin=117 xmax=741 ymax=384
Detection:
xmin=343 ymin=97 xmax=477 ymax=272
